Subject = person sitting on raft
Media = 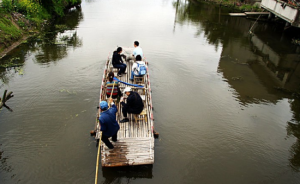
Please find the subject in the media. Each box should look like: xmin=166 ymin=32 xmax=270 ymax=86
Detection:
xmin=99 ymin=98 xmax=120 ymax=149
xmin=126 ymin=41 xmax=143 ymax=61
xmin=119 ymin=87 xmax=144 ymax=123
xmin=106 ymin=72 xmax=122 ymax=99
xmin=130 ymin=55 xmax=147 ymax=82
xmin=112 ymin=47 xmax=127 ymax=77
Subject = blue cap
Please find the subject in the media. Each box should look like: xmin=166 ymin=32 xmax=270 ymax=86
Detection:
xmin=100 ymin=101 xmax=108 ymax=110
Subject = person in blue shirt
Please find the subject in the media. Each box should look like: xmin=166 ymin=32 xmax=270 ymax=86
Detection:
xmin=99 ymin=98 xmax=120 ymax=149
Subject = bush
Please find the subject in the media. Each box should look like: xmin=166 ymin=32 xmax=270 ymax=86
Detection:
xmin=1 ymin=0 xmax=14 ymax=13
xmin=11 ymin=0 xmax=50 ymax=20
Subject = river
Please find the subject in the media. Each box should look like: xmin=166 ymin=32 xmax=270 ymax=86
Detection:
xmin=1 ymin=0 xmax=300 ymax=183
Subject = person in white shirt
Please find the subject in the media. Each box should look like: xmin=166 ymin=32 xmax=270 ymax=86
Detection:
xmin=132 ymin=41 xmax=143 ymax=57
xmin=126 ymin=41 xmax=143 ymax=61
xmin=130 ymin=55 xmax=146 ymax=81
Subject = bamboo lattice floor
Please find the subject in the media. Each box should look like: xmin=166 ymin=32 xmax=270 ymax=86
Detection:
xmin=96 ymin=48 xmax=154 ymax=167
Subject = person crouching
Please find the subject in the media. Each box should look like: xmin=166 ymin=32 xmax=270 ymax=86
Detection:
xmin=99 ymin=98 xmax=120 ymax=149
xmin=120 ymin=87 xmax=144 ymax=123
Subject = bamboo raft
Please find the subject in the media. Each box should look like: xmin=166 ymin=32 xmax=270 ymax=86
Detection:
xmin=95 ymin=48 xmax=154 ymax=167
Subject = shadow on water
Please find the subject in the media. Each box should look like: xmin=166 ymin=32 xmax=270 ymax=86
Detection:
xmin=175 ymin=0 xmax=300 ymax=172
xmin=0 ymin=144 xmax=16 ymax=183
xmin=101 ymin=165 xmax=153 ymax=183
xmin=287 ymin=98 xmax=300 ymax=172
xmin=0 ymin=6 xmax=83 ymax=84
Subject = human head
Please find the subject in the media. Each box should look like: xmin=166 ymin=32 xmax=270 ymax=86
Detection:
xmin=100 ymin=101 xmax=108 ymax=111
xmin=134 ymin=41 xmax=139 ymax=47
xmin=117 ymin=47 xmax=122 ymax=53
xmin=136 ymin=55 xmax=142 ymax=61
xmin=108 ymin=71 xmax=114 ymax=82
xmin=123 ymin=87 xmax=132 ymax=96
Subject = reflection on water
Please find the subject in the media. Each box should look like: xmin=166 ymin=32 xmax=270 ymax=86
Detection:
xmin=0 ymin=50 xmax=27 ymax=85
xmin=1 ymin=0 xmax=300 ymax=183
xmin=34 ymin=30 xmax=82 ymax=64
xmin=0 ymin=144 xmax=15 ymax=183
xmin=0 ymin=7 xmax=84 ymax=183
xmin=287 ymin=119 xmax=300 ymax=171
xmin=287 ymin=98 xmax=300 ymax=171
xmin=33 ymin=6 xmax=83 ymax=64
xmin=249 ymin=33 xmax=300 ymax=93
xmin=102 ymin=165 xmax=153 ymax=183
xmin=0 ymin=6 xmax=83 ymax=81
xmin=0 ymin=6 xmax=83 ymax=83
xmin=175 ymin=0 xmax=300 ymax=173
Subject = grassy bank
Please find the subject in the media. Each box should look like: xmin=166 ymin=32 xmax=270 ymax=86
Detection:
xmin=0 ymin=11 xmax=37 ymax=55
xmin=0 ymin=14 xmax=23 ymax=47
xmin=195 ymin=0 xmax=262 ymax=12
xmin=0 ymin=0 xmax=81 ymax=57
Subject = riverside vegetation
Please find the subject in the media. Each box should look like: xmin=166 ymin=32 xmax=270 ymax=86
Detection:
xmin=0 ymin=0 xmax=81 ymax=58
xmin=193 ymin=0 xmax=262 ymax=12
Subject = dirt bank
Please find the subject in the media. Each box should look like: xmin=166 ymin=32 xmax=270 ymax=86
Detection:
xmin=0 ymin=12 xmax=39 ymax=59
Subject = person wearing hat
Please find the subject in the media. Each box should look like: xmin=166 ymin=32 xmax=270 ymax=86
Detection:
xmin=120 ymin=87 xmax=144 ymax=123
xmin=99 ymin=98 xmax=120 ymax=149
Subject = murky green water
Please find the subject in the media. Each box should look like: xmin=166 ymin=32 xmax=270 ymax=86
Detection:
xmin=1 ymin=0 xmax=300 ymax=183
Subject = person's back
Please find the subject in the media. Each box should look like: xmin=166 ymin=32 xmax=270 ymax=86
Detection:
xmin=133 ymin=41 xmax=143 ymax=57
xmin=112 ymin=50 xmax=121 ymax=66
xmin=127 ymin=91 xmax=144 ymax=114
xmin=106 ymin=80 xmax=119 ymax=98
xmin=112 ymin=47 xmax=127 ymax=77
xmin=100 ymin=106 xmax=119 ymax=137
xmin=99 ymin=99 xmax=119 ymax=149
xmin=136 ymin=61 xmax=147 ymax=75
xmin=133 ymin=47 xmax=143 ymax=57
xmin=106 ymin=72 xmax=120 ymax=98
xmin=130 ymin=55 xmax=146 ymax=81
xmin=120 ymin=87 xmax=144 ymax=123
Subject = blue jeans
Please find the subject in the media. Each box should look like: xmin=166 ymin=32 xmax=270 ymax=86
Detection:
xmin=130 ymin=71 xmax=143 ymax=80
xmin=114 ymin=63 xmax=127 ymax=75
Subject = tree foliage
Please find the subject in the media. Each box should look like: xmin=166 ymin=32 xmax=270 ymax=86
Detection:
xmin=1 ymin=0 xmax=82 ymax=17
xmin=36 ymin=0 xmax=82 ymax=16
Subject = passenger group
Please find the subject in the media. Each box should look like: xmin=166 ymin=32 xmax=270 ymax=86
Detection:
xmin=97 ymin=41 xmax=146 ymax=149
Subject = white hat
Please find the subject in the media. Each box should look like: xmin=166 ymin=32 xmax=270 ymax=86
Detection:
xmin=123 ymin=87 xmax=132 ymax=93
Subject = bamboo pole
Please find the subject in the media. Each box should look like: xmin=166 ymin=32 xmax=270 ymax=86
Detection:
xmin=95 ymin=131 xmax=102 ymax=184
xmin=108 ymin=80 xmax=116 ymax=107
xmin=95 ymin=79 xmax=115 ymax=183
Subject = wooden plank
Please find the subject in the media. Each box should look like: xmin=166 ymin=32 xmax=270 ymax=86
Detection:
xmin=245 ymin=12 xmax=270 ymax=15
xmin=229 ymin=13 xmax=246 ymax=16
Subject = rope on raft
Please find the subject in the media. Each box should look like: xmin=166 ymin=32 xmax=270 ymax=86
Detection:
xmin=113 ymin=77 xmax=144 ymax=88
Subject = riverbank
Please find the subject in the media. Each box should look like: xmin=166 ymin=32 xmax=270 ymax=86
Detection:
xmin=194 ymin=0 xmax=262 ymax=12
xmin=0 ymin=0 xmax=81 ymax=59
xmin=0 ymin=12 xmax=39 ymax=59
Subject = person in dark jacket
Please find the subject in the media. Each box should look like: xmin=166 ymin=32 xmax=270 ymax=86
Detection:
xmin=99 ymin=98 xmax=120 ymax=149
xmin=112 ymin=47 xmax=127 ymax=77
xmin=120 ymin=87 xmax=144 ymax=123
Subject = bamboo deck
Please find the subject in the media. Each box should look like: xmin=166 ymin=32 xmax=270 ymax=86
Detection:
xmin=95 ymin=48 xmax=154 ymax=167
